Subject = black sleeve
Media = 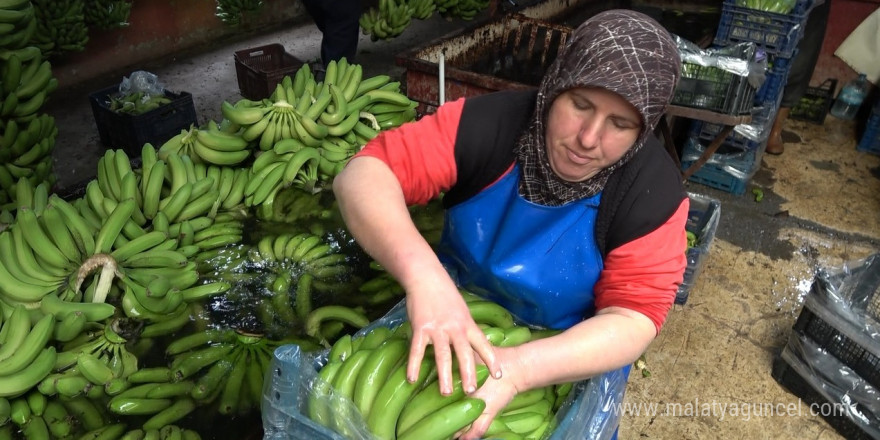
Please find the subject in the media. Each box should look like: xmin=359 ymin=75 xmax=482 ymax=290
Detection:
xmin=595 ymin=134 xmax=687 ymax=257
xmin=441 ymin=89 xmax=537 ymax=209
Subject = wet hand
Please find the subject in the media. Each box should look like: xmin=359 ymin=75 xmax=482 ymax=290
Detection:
xmin=406 ymin=287 xmax=501 ymax=396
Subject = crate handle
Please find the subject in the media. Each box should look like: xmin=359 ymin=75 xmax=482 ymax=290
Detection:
xmin=247 ymin=49 xmax=267 ymax=57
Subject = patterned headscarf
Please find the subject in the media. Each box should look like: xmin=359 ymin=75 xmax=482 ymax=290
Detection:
xmin=515 ymin=9 xmax=681 ymax=205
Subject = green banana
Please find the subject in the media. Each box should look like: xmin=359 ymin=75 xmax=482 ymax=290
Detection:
xmin=352 ymin=337 xmax=408 ymax=419
xmin=0 ymin=313 xmax=55 ymax=376
xmin=468 ymin=301 xmax=516 ymax=329
xmin=397 ymin=365 xmax=490 ymax=436
xmin=366 ymin=359 xmax=433 ymax=439
xmin=0 ymin=347 xmax=56 ymax=398
xmin=143 ymin=397 xmax=196 ymax=431
xmin=397 ymin=397 xmax=487 ymax=440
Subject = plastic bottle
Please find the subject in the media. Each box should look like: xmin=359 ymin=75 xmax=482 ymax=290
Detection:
xmin=830 ymin=73 xmax=869 ymax=120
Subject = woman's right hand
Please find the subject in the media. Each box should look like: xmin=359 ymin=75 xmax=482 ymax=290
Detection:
xmin=404 ymin=277 xmax=502 ymax=396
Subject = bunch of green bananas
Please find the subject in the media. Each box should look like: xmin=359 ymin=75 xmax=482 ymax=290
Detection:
xmin=248 ymin=232 xmax=353 ymax=328
xmin=254 ymin=185 xmax=330 ymax=224
xmin=82 ymin=0 xmax=132 ymax=31
xmin=0 ymin=306 xmax=56 ymax=399
xmin=434 ymin=0 xmax=487 ymax=20
xmin=0 ymin=47 xmax=58 ymax=120
xmin=0 ymin=391 xmax=102 ymax=440
xmin=159 ymin=329 xmax=282 ymax=417
xmin=29 ymin=0 xmax=89 ymax=57
xmin=0 ymin=45 xmax=59 ymax=207
xmin=39 ymin=319 xmax=140 ymax=400
xmin=359 ymin=0 xmax=415 ymax=41
xmin=0 ymin=0 xmax=37 ymax=50
xmin=0 ymin=116 xmax=58 ymax=207
xmin=106 ymin=90 xmax=173 ymax=115
xmin=215 ymin=0 xmax=264 ymax=26
xmin=158 ymin=120 xmax=252 ymax=166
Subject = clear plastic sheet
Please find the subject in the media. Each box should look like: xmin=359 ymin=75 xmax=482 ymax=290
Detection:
xmin=782 ymin=333 xmax=880 ymax=437
xmin=680 ymin=137 xmax=760 ymax=180
xmin=118 ymin=71 xmax=166 ymax=97
xmin=808 ymin=253 xmax=880 ymax=343
xmin=262 ymin=300 xmax=629 ymax=440
xmin=673 ymin=35 xmax=767 ymax=89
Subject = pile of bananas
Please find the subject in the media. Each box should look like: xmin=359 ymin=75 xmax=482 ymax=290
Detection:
xmin=106 ymin=91 xmax=173 ymax=116
xmin=0 ymin=0 xmax=37 ymax=50
xmin=359 ymin=0 xmax=416 ymax=41
xmin=0 ymin=45 xmax=59 ymax=209
xmin=215 ymin=0 xmax=264 ymax=26
xmin=309 ymin=295 xmax=572 ymax=440
xmin=82 ymin=0 xmax=132 ymax=31
xmin=158 ymin=121 xmax=251 ymax=166
xmin=221 ymin=59 xmax=415 ymax=202
xmin=30 ymin=0 xmax=89 ymax=57
xmin=436 ymin=0 xmax=489 ymax=20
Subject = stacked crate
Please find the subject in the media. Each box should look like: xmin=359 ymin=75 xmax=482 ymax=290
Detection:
xmin=679 ymin=0 xmax=815 ymax=194
xmin=772 ymin=254 xmax=880 ymax=439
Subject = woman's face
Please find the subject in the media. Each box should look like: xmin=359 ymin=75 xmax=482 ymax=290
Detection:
xmin=545 ymin=87 xmax=643 ymax=182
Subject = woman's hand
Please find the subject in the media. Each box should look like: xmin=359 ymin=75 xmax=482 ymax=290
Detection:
xmin=456 ymin=346 xmax=525 ymax=440
xmin=405 ymin=278 xmax=501 ymax=397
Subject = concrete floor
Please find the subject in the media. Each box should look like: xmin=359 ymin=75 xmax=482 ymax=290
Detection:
xmin=43 ymin=11 xmax=880 ymax=440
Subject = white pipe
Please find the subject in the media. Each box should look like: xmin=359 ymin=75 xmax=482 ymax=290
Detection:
xmin=439 ymin=49 xmax=446 ymax=106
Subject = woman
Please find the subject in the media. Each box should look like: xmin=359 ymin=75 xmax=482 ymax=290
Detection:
xmin=333 ymin=9 xmax=688 ymax=439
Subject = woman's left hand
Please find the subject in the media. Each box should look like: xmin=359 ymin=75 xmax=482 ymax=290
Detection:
xmin=456 ymin=346 xmax=525 ymax=440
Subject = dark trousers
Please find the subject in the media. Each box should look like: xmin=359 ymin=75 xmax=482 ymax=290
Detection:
xmin=781 ymin=0 xmax=832 ymax=108
xmin=300 ymin=0 xmax=362 ymax=66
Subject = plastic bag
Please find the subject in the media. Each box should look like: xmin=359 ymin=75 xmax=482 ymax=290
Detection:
xmin=674 ymin=34 xmax=767 ymax=88
xmin=119 ymin=70 xmax=166 ymax=97
xmin=262 ymin=300 xmax=629 ymax=440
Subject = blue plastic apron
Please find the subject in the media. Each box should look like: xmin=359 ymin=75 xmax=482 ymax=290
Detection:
xmin=438 ymin=166 xmax=630 ymax=440
xmin=438 ymin=165 xmax=603 ymax=329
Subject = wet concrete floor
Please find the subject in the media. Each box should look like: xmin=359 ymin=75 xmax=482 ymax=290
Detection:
xmin=43 ymin=11 xmax=880 ymax=440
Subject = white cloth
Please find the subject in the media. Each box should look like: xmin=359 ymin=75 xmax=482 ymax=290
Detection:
xmin=834 ymin=6 xmax=880 ymax=84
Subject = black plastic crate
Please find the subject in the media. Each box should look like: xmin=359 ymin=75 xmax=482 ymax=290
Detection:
xmin=234 ymin=43 xmax=304 ymax=100
xmin=676 ymin=193 xmax=721 ymax=304
xmin=790 ymin=78 xmax=837 ymax=124
xmin=714 ymin=0 xmax=810 ymax=58
xmin=792 ymin=283 xmax=880 ymax=391
xmin=772 ymin=351 xmax=876 ymax=440
xmin=89 ymin=85 xmax=198 ymax=158
xmin=672 ymin=64 xmax=757 ymax=115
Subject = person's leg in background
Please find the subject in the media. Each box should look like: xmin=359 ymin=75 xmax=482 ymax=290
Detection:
xmin=300 ymin=0 xmax=362 ymax=67
xmin=766 ymin=0 xmax=831 ymax=155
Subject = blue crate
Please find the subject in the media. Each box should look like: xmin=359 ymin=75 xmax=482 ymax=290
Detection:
xmin=754 ymin=54 xmax=793 ymax=105
xmin=856 ymin=107 xmax=880 ymax=155
xmin=677 ymin=193 xmax=721 ymax=305
xmin=714 ymin=0 xmax=810 ymax=58
xmin=681 ymin=136 xmax=760 ymax=195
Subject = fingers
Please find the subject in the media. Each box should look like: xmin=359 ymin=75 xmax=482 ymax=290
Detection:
xmin=452 ymin=335 xmax=478 ymax=394
xmin=470 ymin=326 xmax=502 ymax=380
xmin=406 ymin=330 xmax=429 ymax=383
xmin=431 ymin=335 xmax=455 ymax=395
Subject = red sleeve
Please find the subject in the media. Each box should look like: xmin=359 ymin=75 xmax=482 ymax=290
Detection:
xmin=593 ymin=198 xmax=689 ymax=333
xmin=353 ymin=98 xmax=465 ymax=205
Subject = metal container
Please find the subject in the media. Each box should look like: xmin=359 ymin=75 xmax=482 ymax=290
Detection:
xmin=395 ymin=14 xmax=571 ymax=113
